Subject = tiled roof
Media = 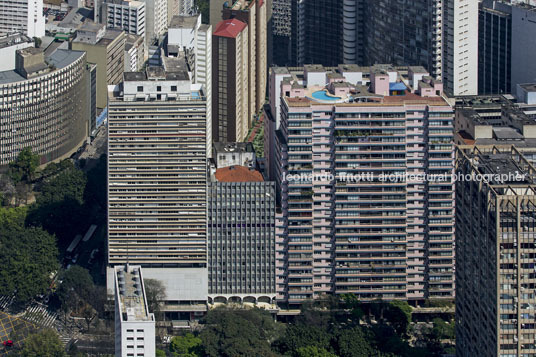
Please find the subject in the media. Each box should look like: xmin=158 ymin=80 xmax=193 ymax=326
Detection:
xmin=213 ymin=19 xmax=247 ymax=38
xmin=215 ymin=166 xmax=264 ymax=182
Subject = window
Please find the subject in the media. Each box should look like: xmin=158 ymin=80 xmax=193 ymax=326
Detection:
xmin=157 ymin=86 xmax=162 ymax=92
xmin=171 ymin=86 xmax=177 ymax=91
xmin=137 ymin=86 xmax=143 ymax=92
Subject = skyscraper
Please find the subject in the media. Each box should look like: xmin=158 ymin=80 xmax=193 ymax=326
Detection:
xmin=443 ymin=0 xmax=479 ymax=95
xmin=456 ymin=146 xmax=536 ymax=357
xmin=103 ymin=0 xmax=146 ymax=38
xmin=479 ymin=0 xmax=512 ymax=95
xmin=0 ymin=0 xmax=45 ymax=38
xmin=222 ymin=0 xmax=268 ymax=127
xmin=107 ymin=63 xmax=209 ymax=315
xmin=212 ymin=18 xmax=249 ymax=142
xmin=207 ymin=163 xmax=276 ymax=307
xmin=268 ymin=64 xmax=455 ymax=305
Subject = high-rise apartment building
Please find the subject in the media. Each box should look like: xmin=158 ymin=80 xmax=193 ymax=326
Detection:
xmin=114 ymin=265 xmax=155 ymax=357
xmin=443 ymin=0 xmax=479 ymax=95
xmin=107 ymin=63 xmax=209 ymax=316
xmin=0 ymin=48 xmax=91 ymax=166
xmin=0 ymin=0 xmax=45 ymax=38
xmin=212 ymin=18 xmax=249 ymax=142
xmin=268 ymin=64 xmax=455 ymax=305
xmin=207 ymin=164 xmax=276 ymax=307
xmin=455 ymin=146 xmax=536 ymax=357
xmin=103 ymin=0 xmax=146 ymax=38
xmin=72 ymin=26 xmax=126 ymax=109
xmin=222 ymin=0 xmax=267 ymax=127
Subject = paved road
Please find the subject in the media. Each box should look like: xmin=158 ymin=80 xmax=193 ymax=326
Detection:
xmin=0 ymin=311 xmax=37 ymax=356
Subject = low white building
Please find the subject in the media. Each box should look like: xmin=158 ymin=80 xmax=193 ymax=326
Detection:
xmin=114 ymin=265 xmax=155 ymax=357
xmin=0 ymin=34 xmax=33 ymax=71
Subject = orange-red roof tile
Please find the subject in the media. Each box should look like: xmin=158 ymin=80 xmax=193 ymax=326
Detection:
xmin=215 ymin=166 xmax=264 ymax=182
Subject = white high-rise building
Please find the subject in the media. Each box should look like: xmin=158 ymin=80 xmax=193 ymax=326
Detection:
xmin=444 ymin=0 xmax=479 ymax=95
xmin=104 ymin=0 xmax=146 ymax=38
xmin=114 ymin=265 xmax=155 ymax=357
xmin=168 ymin=14 xmax=212 ymax=156
xmin=0 ymin=0 xmax=45 ymax=38
xmin=143 ymin=0 xmax=167 ymax=46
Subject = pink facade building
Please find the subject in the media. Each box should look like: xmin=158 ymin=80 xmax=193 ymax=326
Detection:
xmin=267 ymin=64 xmax=455 ymax=306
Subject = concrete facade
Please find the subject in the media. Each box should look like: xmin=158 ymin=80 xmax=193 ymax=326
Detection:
xmin=72 ymin=29 xmax=126 ymax=109
xmin=456 ymin=146 xmax=536 ymax=357
xmin=0 ymin=49 xmax=90 ymax=166
xmin=104 ymin=0 xmax=146 ymax=37
xmin=114 ymin=265 xmax=155 ymax=357
xmin=0 ymin=0 xmax=45 ymax=38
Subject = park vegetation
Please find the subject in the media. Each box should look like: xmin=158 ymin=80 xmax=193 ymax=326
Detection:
xmin=0 ymin=150 xmax=107 ymax=304
xmin=161 ymin=296 xmax=455 ymax=357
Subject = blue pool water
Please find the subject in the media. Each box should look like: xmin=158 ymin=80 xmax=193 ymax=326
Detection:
xmin=311 ymin=90 xmax=341 ymax=101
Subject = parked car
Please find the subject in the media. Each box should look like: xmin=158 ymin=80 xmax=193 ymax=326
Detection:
xmin=3 ymin=340 xmax=13 ymax=347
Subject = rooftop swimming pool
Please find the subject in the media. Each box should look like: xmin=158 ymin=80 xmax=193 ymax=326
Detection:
xmin=310 ymin=90 xmax=341 ymax=102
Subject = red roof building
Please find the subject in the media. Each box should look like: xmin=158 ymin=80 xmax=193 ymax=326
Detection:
xmin=214 ymin=165 xmax=264 ymax=182
xmin=213 ymin=19 xmax=247 ymax=39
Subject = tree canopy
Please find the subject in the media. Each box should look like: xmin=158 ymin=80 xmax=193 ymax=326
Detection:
xmin=170 ymin=333 xmax=202 ymax=357
xmin=200 ymin=307 xmax=280 ymax=357
xmin=8 ymin=147 xmax=39 ymax=184
xmin=0 ymin=224 xmax=58 ymax=302
xmin=19 ymin=328 xmax=66 ymax=357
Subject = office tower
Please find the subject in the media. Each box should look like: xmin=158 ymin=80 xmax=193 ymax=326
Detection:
xmin=212 ymin=18 xmax=249 ymax=142
xmin=107 ymin=63 xmax=208 ymax=316
xmin=361 ymin=0 xmax=443 ymax=80
xmin=222 ymin=0 xmax=268 ymax=127
xmin=271 ymin=0 xmax=292 ymax=66
xmin=124 ymin=33 xmax=145 ymax=71
xmin=268 ymin=64 xmax=454 ymax=305
xmin=144 ymin=0 xmax=167 ymax=46
xmin=479 ymin=1 xmax=536 ymax=95
xmin=207 ymin=162 xmax=276 ymax=306
xmin=455 ymin=146 xmax=536 ymax=357
xmin=479 ymin=0 xmax=512 ymax=95
xmin=114 ymin=265 xmax=155 ymax=357
xmin=0 ymin=0 xmax=45 ymax=38
xmin=168 ymin=14 xmax=212 ymax=156
xmin=72 ymin=26 xmax=126 ymax=109
xmin=443 ymin=0 xmax=479 ymax=95
xmin=103 ymin=0 xmax=146 ymax=38
xmin=0 ymin=34 xmax=33 ymax=71
xmin=0 ymin=48 xmax=90 ymax=166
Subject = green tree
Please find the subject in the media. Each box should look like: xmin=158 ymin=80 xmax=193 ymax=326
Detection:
xmin=0 ymin=205 xmax=28 ymax=227
xmin=20 ymin=328 xmax=66 ymax=357
xmin=144 ymin=278 xmax=166 ymax=315
xmin=194 ymin=0 xmax=209 ymax=24
xmin=200 ymin=307 xmax=280 ymax=357
xmin=156 ymin=350 xmax=166 ymax=357
xmin=384 ymin=300 xmax=412 ymax=335
xmin=8 ymin=147 xmax=40 ymax=184
xmin=275 ymin=324 xmax=331 ymax=356
xmin=0 ymin=224 xmax=58 ymax=302
xmin=57 ymin=266 xmax=94 ymax=313
xmin=170 ymin=333 xmax=202 ymax=356
xmin=336 ymin=327 xmax=376 ymax=357
xmin=430 ymin=318 xmax=455 ymax=340
xmin=37 ymin=167 xmax=86 ymax=205
xmin=296 ymin=346 xmax=337 ymax=357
